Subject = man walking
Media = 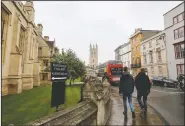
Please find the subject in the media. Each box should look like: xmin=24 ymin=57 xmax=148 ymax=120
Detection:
xmin=119 ymin=67 xmax=136 ymax=118
xmin=135 ymin=68 xmax=151 ymax=115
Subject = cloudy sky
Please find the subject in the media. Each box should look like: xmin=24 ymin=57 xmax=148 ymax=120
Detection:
xmin=32 ymin=1 xmax=182 ymax=65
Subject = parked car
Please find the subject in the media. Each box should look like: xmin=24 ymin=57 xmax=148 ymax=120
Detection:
xmin=151 ymin=76 xmax=178 ymax=87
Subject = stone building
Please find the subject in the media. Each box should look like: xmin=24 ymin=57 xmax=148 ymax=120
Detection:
xmin=89 ymin=43 xmax=98 ymax=69
xmin=130 ymin=28 xmax=161 ymax=77
xmin=1 ymin=1 xmax=59 ymax=96
xmin=38 ymin=34 xmax=57 ymax=84
xmin=2 ymin=1 xmax=40 ymax=96
xmin=141 ymin=31 xmax=168 ymax=79
xmin=163 ymin=2 xmax=184 ymax=80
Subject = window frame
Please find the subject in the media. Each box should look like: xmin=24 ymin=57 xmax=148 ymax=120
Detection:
xmin=174 ymin=26 xmax=185 ymax=40
xmin=143 ymin=44 xmax=146 ymax=50
xmin=173 ymin=12 xmax=185 ymax=25
xmin=176 ymin=64 xmax=184 ymax=76
xmin=174 ymin=41 xmax=185 ymax=59
xmin=149 ymin=51 xmax=153 ymax=63
xmin=149 ymin=41 xmax=152 ymax=48
xmin=158 ymin=66 xmax=163 ymax=76
xmin=38 ymin=47 xmax=42 ymax=57
xmin=173 ymin=16 xmax=178 ymax=24
xmin=179 ymin=27 xmax=184 ymax=38
xmin=143 ymin=55 xmax=147 ymax=64
xmin=43 ymin=60 xmax=48 ymax=67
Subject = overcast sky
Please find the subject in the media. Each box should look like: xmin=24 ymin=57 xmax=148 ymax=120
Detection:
xmin=32 ymin=1 xmax=182 ymax=65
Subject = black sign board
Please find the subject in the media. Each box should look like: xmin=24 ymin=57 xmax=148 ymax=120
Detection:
xmin=51 ymin=63 xmax=68 ymax=81
xmin=51 ymin=82 xmax=66 ymax=108
xmin=50 ymin=62 xmax=68 ymax=110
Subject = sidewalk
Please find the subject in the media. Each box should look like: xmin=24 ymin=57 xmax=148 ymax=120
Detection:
xmin=107 ymin=87 xmax=165 ymax=125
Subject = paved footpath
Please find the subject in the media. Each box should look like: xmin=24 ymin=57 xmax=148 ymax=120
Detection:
xmin=107 ymin=87 xmax=165 ymax=125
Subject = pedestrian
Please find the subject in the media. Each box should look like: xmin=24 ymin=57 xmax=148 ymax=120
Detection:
xmin=119 ymin=66 xmax=136 ymax=118
xmin=135 ymin=68 xmax=151 ymax=115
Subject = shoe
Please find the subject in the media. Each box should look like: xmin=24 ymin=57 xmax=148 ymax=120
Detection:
xmin=132 ymin=112 xmax=136 ymax=118
xmin=140 ymin=108 xmax=145 ymax=115
xmin=143 ymin=109 xmax=147 ymax=115
xmin=123 ymin=112 xmax=127 ymax=117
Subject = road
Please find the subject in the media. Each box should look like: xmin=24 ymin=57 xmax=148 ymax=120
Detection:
xmin=133 ymin=86 xmax=184 ymax=125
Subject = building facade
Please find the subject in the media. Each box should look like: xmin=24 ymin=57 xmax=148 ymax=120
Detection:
xmin=89 ymin=44 xmax=98 ymax=69
xmin=2 ymin=1 xmax=40 ymax=95
xmin=141 ymin=31 xmax=168 ymax=79
xmin=1 ymin=1 xmax=59 ymax=96
xmin=164 ymin=2 xmax=184 ymax=80
xmin=37 ymin=27 xmax=57 ymax=84
xmin=130 ymin=28 xmax=161 ymax=77
xmin=114 ymin=42 xmax=131 ymax=72
xmin=114 ymin=46 xmax=120 ymax=61
xmin=119 ymin=42 xmax=131 ymax=72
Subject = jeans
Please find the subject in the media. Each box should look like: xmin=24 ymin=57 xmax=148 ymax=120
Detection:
xmin=122 ymin=94 xmax=135 ymax=113
xmin=137 ymin=93 xmax=148 ymax=111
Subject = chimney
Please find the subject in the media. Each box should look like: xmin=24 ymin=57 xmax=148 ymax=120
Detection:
xmin=135 ymin=28 xmax=142 ymax=33
xmin=24 ymin=1 xmax=35 ymax=23
xmin=37 ymin=24 xmax=43 ymax=35
xmin=44 ymin=36 xmax=49 ymax=41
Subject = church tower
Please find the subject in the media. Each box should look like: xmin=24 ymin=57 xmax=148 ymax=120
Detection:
xmin=89 ymin=43 xmax=98 ymax=68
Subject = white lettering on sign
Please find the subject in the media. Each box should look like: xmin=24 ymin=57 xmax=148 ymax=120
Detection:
xmin=54 ymin=67 xmax=65 ymax=71
xmin=52 ymin=72 xmax=68 ymax=76
xmin=53 ymin=64 xmax=66 ymax=68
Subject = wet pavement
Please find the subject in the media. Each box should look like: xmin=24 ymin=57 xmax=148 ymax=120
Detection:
xmin=107 ymin=87 xmax=165 ymax=125
xmin=139 ymin=86 xmax=184 ymax=125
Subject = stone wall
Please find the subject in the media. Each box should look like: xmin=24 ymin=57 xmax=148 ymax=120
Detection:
xmin=26 ymin=101 xmax=97 ymax=126
xmin=26 ymin=77 xmax=112 ymax=125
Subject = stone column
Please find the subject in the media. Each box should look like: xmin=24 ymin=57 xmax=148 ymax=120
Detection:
xmin=33 ymin=62 xmax=40 ymax=86
xmin=8 ymin=16 xmax=23 ymax=94
xmin=22 ymin=24 xmax=34 ymax=90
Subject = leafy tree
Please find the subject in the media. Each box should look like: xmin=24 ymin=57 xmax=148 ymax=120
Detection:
xmin=52 ymin=48 xmax=86 ymax=86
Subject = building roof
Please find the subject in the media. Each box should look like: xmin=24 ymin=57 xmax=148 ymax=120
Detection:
xmin=114 ymin=42 xmax=129 ymax=52
xmin=163 ymin=2 xmax=184 ymax=16
xmin=46 ymin=41 xmax=55 ymax=49
xmin=129 ymin=30 xmax=162 ymax=39
xmin=141 ymin=30 xmax=165 ymax=45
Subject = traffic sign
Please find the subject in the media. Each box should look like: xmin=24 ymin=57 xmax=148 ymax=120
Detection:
xmin=51 ymin=63 xmax=68 ymax=81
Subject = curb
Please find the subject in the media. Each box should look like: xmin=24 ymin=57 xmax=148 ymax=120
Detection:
xmin=132 ymin=95 xmax=170 ymax=126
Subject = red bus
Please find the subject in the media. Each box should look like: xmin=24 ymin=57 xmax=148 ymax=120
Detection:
xmin=98 ymin=60 xmax=123 ymax=85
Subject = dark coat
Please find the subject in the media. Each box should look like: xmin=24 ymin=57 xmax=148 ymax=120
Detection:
xmin=119 ymin=72 xmax=135 ymax=96
xmin=135 ymin=72 xmax=151 ymax=95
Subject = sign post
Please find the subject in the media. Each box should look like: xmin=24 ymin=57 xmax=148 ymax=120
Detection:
xmin=50 ymin=63 xmax=68 ymax=111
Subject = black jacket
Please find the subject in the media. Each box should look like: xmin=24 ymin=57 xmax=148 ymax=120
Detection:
xmin=119 ymin=72 xmax=135 ymax=96
xmin=135 ymin=72 xmax=151 ymax=94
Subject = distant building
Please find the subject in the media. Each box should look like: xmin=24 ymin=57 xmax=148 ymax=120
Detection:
xmin=130 ymin=28 xmax=161 ymax=77
xmin=114 ymin=42 xmax=131 ymax=72
xmin=164 ymin=2 xmax=184 ymax=80
xmin=141 ymin=31 xmax=168 ymax=79
xmin=89 ymin=43 xmax=98 ymax=69
xmin=114 ymin=46 xmax=120 ymax=61
xmin=38 ymin=35 xmax=57 ymax=84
